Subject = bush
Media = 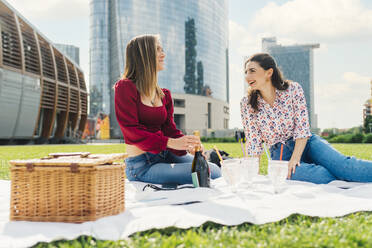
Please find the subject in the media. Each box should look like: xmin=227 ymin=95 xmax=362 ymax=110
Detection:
xmin=201 ymin=137 xmax=236 ymax=143
xmin=328 ymin=134 xmax=353 ymax=143
xmin=328 ymin=133 xmax=366 ymax=143
xmin=363 ymin=133 xmax=372 ymax=143
xmin=350 ymin=133 xmax=364 ymax=143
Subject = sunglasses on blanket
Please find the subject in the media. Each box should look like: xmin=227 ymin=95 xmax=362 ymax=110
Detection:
xmin=142 ymin=183 xmax=195 ymax=191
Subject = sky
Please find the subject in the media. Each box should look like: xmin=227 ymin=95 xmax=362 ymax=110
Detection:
xmin=6 ymin=0 xmax=372 ymax=130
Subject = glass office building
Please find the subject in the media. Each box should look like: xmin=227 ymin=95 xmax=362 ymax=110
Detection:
xmin=262 ymin=37 xmax=319 ymax=130
xmin=90 ymin=0 xmax=229 ymax=137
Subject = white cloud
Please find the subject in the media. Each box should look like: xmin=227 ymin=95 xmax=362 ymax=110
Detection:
xmin=315 ymin=72 xmax=371 ymax=129
xmin=229 ymin=20 xmax=264 ymax=58
xmin=250 ymin=0 xmax=372 ymax=42
xmin=6 ymin=0 xmax=89 ymax=21
xmin=342 ymin=72 xmax=370 ymax=85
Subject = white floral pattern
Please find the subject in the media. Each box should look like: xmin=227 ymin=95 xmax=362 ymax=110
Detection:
xmin=240 ymin=82 xmax=311 ymax=156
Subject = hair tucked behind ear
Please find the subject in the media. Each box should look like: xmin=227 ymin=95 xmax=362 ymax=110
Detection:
xmin=122 ymin=34 xmax=164 ymax=99
xmin=245 ymin=53 xmax=290 ymax=112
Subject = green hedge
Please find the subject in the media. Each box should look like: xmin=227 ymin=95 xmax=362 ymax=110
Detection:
xmin=327 ymin=133 xmax=372 ymax=143
xmin=363 ymin=134 xmax=372 ymax=143
xmin=201 ymin=137 xmax=237 ymax=143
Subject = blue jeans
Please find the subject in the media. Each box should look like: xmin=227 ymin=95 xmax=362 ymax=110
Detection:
xmin=270 ymin=134 xmax=372 ymax=184
xmin=125 ymin=150 xmax=221 ymax=185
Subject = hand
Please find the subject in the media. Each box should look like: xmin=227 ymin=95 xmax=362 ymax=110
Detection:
xmin=167 ymin=135 xmax=200 ymax=151
xmin=287 ymin=158 xmax=301 ymax=179
xmin=187 ymin=144 xmax=204 ymax=155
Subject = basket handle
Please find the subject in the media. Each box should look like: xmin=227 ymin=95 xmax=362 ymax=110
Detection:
xmin=47 ymin=152 xmax=91 ymax=158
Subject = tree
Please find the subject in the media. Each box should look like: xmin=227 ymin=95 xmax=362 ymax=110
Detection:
xmin=184 ymin=18 xmax=197 ymax=94
xmin=364 ymin=115 xmax=372 ymax=133
xmin=196 ymin=61 xmax=204 ymax=95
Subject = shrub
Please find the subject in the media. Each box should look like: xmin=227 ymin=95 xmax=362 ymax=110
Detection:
xmin=201 ymin=137 xmax=236 ymax=143
xmin=328 ymin=133 xmax=366 ymax=143
xmin=328 ymin=134 xmax=352 ymax=143
xmin=363 ymin=133 xmax=372 ymax=143
xmin=350 ymin=133 xmax=364 ymax=143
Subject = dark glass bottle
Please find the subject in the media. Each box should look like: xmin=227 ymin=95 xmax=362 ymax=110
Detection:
xmin=191 ymin=131 xmax=210 ymax=188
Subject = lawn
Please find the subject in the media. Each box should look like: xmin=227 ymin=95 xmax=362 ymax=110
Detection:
xmin=1 ymin=143 xmax=372 ymax=247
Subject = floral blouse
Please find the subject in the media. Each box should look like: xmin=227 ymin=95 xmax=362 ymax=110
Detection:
xmin=240 ymin=82 xmax=311 ymax=156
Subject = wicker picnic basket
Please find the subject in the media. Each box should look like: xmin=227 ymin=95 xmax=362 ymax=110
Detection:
xmin=9 ymin=152 xmax=127 ymax=223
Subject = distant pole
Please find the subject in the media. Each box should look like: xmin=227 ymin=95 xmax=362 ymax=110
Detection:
xmin=369 ymin=123 xmax=372 ymax=133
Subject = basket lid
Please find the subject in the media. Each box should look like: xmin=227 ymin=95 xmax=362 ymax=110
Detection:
xmin=9 ymin=153 xmax=128 ymax=167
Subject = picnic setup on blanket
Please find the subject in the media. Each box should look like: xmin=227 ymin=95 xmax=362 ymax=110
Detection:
xmin=1 ymin=151 xmax=372 ymax=248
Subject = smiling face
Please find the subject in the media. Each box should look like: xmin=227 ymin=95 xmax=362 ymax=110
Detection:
xmin=245 ymin=61 xmax=273 ymax=91
xmin=156 ymin=42 xmax=165 ymax=71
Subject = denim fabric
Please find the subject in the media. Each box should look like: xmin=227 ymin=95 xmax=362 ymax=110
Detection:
xmin=125 ymin=150 xmax=221 ymax=185
xmin=270 ymin=134 xmax=372 ymax=184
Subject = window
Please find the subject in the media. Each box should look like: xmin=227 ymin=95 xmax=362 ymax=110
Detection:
xmin=173 ymin=99 xmax=185 ymax=108
xmin=224 ymin=118 xmax=229 ymax=129
xmin=223 ymin=106 xmax=229 ymax=114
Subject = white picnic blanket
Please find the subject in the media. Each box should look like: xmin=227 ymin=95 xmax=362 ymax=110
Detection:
xmin=1 ymin=177 xmax=372 ymax=248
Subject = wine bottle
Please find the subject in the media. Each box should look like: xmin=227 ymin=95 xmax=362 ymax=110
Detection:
xmin=191 ymin=131 xmax=210 ymax=188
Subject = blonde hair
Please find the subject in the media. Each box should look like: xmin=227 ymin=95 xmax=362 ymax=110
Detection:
xmin=122 ymin=34 xmax=164 ymax=99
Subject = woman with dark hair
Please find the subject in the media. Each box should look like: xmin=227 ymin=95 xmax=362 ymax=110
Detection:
xmin=240 ymin=53 xmax=372 ymax=184
xmin=114 ymin=34 xmax=221 ymax=185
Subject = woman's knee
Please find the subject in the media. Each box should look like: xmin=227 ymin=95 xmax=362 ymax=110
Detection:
xmin=125 ymin=169 xmax=135 ymax=181
xmin=290 ymin=163 xmax=336 ymax=184
xmin=209 ymin=162 xmax=221 ymax=179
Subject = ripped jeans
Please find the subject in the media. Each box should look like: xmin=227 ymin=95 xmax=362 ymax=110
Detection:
xmin=270 ymin=134 xmax=372 ymax=184
xmin=125 ymin=150 xmax=221 ymax=185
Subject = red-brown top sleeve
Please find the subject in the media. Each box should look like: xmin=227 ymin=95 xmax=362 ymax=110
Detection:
xmin=114 ymin=79 xmax=169 ymax=154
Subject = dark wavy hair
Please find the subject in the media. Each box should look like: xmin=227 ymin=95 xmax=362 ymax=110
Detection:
xmin=245 ymin=53 xmax=290 ymax=112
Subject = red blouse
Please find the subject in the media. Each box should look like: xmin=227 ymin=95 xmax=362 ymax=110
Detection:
xmin=114 ymin=79 xmax=186 ymax=156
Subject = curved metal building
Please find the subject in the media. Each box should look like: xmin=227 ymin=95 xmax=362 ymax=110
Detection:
xmin=0 ymin=0 xmax=88 ymax=144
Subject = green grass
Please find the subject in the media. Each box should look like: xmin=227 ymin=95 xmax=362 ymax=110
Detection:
xmin=1 ymin=143 xmax=372 ymax=247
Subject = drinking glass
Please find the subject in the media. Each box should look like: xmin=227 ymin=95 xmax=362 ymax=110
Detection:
xmin=240 ymin=157 xmax=259 ymax=188
xmin=221 ymin=159 xmax=243 ymax=192
xmin=268 ymin=160 xmax=288 ymax=193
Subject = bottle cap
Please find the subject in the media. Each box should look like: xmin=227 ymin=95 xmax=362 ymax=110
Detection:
xmin=193 ymin=130 xmax=200 ymax=137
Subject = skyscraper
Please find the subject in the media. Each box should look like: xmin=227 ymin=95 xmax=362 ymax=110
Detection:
xmin=262 ymin=37 xmax=319 ymax=131
xmin=90 ymin=0 xmax=229 ymax=138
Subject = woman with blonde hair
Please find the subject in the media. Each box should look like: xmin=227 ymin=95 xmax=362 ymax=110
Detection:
xmin=115 ymin=34 xmax=221 ymax=185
